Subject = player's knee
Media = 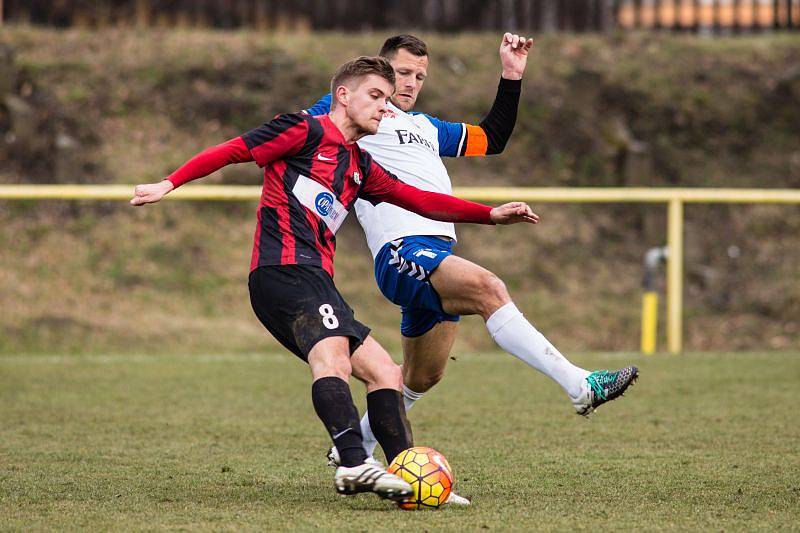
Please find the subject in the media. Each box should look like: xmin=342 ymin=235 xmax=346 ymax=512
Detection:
xmin=389 ymin=363 xmax=404 ymax=389
xmin=477 ymin=271 xmax=509 ymax=314
xmin=403 ymin=358 xmax=446 ymax=392
xmin=415 ymin=368 xmax=445 ymax=393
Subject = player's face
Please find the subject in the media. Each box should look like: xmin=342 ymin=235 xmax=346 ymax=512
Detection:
xmin=389 ymin=49 xmax=428 ymax=112
xmin=345 ymin=74 xmax=393 ymax=135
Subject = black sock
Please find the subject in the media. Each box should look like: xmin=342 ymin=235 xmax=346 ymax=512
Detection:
xmin=311 ymin=377 xmax=367 ymax=468
xmin=367 ymin=388 xmax=413 ymax=464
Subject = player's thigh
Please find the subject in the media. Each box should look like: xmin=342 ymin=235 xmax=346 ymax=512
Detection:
xmin=429 ymin=255 xmax=507 ymax=317
xmin=401 ymin=320 xmax=459 ymax=392
xmin=350 ymin=336 xmax=403 ymax=393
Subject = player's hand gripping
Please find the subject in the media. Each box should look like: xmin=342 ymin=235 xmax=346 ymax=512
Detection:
xmin=499 ymin=32 xmax=534 ymax=81
xmin=130 ymin=179 xmax=175 ymax=206
xmin=489 ymin=202 xmax=540 ymax=225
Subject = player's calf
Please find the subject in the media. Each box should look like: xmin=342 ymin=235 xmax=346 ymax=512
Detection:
xmin=364 ymin=388 xmax=413 ymax=462
xmin=349 ymin=336 xmax=414 ymax=465
xmin=401 ymin=320 xmax=458 ymax=394
xmin=311 ymin=377 xmax=368 ymax=468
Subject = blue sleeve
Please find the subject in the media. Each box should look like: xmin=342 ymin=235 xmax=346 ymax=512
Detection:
xmin=421 ymin=114 xmax=466 ymax=157
xmin=304 ymin=93 xmax=332 ymax=116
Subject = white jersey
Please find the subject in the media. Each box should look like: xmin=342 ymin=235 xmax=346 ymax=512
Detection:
xmin=306 ymin=96 xmax=478 ymax=258
xmin=355 ymin=103 xmax=464 ymax=257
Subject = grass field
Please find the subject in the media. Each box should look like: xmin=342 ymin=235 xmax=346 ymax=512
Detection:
xmin=2 ymin=351 xmax=798 ymax=531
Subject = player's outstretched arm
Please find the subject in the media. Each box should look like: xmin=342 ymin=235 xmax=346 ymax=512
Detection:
xmin=130 ymin=113 xmax=310 ymax=207
xmin=130 ymin=137 xmax=253 ymax=207
xmin=361 ymin=150 xmax=539 ymax=225
xmin=389 ymin=181 xmax=538 ymax=225
xmin=367 ymin=176 xmax=538 ymax=226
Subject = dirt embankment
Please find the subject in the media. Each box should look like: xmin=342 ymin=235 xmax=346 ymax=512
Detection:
xmin=1 ymin=29 xmax=798 ymax=354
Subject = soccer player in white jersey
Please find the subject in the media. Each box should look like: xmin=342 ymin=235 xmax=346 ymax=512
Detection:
xmin=306 ymin=34 xmax=638 ymax=500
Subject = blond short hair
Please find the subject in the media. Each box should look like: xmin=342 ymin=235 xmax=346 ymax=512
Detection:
xmin=330 ymin=56 xmax=395 ymax=108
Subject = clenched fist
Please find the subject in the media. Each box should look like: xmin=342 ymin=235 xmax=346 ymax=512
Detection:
xmin=130 ymin=180 xmax=175 ymax=206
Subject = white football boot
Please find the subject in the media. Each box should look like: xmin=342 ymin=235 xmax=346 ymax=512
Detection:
xmin=334 ymin=462 xmax=412 ymax=501
xmin=444 ymin=491 xmax=472 ymax=506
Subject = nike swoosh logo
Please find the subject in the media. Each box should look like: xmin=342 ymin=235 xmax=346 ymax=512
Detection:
xmin=332 ymin=428 xmax=352 ymax=440
xmin=317 ymin=154 xmax=334 ymax=161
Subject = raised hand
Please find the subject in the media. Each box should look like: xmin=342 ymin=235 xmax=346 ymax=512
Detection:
xmin=489 ymin=202 xmax=540 ymax=225
xmin=499 ymin=32 xmax=534 ymax=81
xmin=130 ymin=179 xmax=175 ymax=206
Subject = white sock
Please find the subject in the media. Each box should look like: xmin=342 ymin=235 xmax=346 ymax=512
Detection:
xmin=401 ymin=384 xmax=425 ymax=412
xmin=359 ymin=385 xmax=425 ymax=458
xmin=486 ymin=302 xmax=589 ymax=399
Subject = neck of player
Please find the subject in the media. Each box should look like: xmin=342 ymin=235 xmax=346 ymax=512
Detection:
xmin=328 ymin=108 xmax=368 ymax=145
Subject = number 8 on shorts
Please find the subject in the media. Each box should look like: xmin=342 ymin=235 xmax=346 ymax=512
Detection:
xmin=319 ymin=304 xmax=339 ymax=329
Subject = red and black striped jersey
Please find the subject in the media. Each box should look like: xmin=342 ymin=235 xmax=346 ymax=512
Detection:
xmin=242 ymin=112 xmax=408 ymax=275
xmin=166 ymin=112 xmax=493 ymax=278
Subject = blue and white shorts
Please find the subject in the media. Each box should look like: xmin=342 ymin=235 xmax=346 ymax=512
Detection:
xmin=374 ymin=236 xmax=460 ymax=338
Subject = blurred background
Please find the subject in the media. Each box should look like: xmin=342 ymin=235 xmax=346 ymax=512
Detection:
xmin=2 ymin=0 xmax=799 ymax=32
xmin=1 ymin=0 xmax=798 ymax=355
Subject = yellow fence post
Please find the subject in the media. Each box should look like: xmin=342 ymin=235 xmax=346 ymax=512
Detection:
xmin=640 ymin=291 xmax=659 ymax=354
xmin=667 ymin=198 xmax=684 ymax=354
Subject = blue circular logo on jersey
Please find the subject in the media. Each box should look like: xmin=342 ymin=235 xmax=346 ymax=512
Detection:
xmin=315 ymin=192 xmax=334 ymax=216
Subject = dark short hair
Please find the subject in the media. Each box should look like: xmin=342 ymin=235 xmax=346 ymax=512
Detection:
xmin=379 ymin=34 xmax=428 ymax=59
xmin=330 ymin=56 xmax=396 ymax=107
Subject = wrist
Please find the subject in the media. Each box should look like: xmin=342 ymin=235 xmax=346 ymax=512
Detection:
xmin=488 ymin=207 xmax=498 ymax=225
xmin=501 ymin=70 xmax=523 ymax=81
xmin=163 ymin=178 xmax=176 ymax=191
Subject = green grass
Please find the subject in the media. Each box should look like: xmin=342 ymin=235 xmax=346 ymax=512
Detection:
xmin=2 ymin=351 xmax=798 ymax=531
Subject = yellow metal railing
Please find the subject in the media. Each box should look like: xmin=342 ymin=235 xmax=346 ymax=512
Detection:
xmin=3 ymin=185 xmax=800 ymax=354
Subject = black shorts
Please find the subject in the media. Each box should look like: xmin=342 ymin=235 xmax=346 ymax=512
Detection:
xmin=248 ymin=265 xmax=371 ymax=361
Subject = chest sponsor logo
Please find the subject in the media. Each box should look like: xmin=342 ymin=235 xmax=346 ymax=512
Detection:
xmin=395 ymin=129 xmax=436 ymax=153
xmin=292 ymin=175 xmax=348 ymax=234
xmin=315 ymin=192 xmax=335 ymax=216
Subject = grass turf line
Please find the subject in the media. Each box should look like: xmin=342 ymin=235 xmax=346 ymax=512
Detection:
xmin=1 ymin=352 xmax=798 ymax=530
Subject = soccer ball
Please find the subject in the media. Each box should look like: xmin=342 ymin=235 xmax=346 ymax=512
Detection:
xmin=388 ymin=446 xmax=454 ymax=510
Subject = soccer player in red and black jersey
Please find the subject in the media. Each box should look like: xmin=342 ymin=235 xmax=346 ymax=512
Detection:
xmin=131 ymin=56 xmax=538 ymax=501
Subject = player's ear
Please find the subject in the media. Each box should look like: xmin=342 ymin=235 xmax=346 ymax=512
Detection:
xmin=334 ymin=85 xmax=349 ymax=108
